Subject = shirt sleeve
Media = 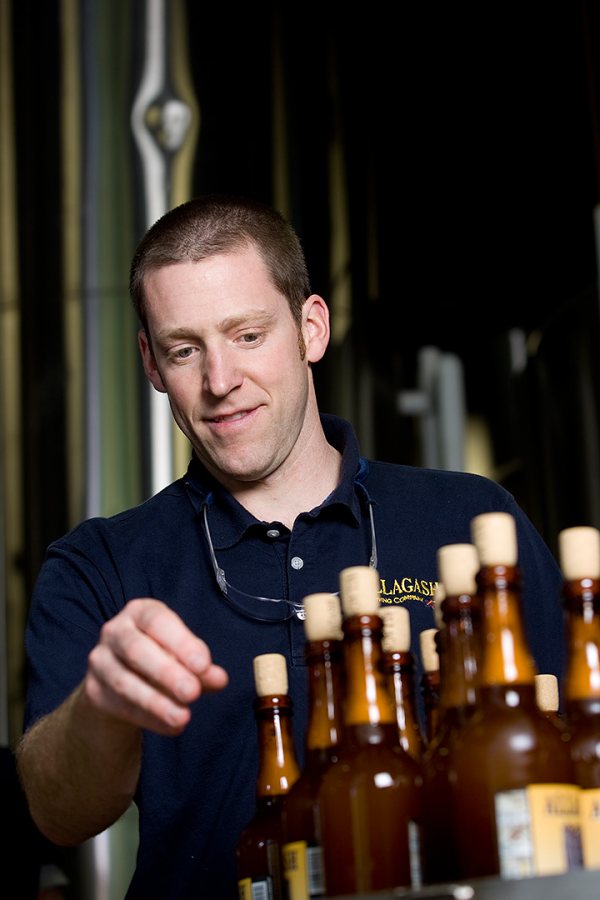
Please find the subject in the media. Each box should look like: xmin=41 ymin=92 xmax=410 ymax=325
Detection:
xmin=23 ymin=523 xmax=126 ymax=729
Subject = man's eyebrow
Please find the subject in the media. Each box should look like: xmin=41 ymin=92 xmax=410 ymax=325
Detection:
xmin=153 ymin=326 xmax=197 ymax=343
xmin=154 ymin=310 xmax=277 ymax=343
xmin=218 ymin=309 xmax=276 ymax=331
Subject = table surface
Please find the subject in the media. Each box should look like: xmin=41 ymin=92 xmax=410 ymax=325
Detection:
xmin=325 ymin=867 xmax=600 ymax=899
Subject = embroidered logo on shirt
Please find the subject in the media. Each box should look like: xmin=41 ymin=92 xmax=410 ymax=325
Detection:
xmin=378 ymin=576 xmax=438 ymax=607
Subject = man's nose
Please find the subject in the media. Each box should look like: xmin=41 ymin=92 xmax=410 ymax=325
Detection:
xmin=202 ymin=346 xmax=243 ymax=397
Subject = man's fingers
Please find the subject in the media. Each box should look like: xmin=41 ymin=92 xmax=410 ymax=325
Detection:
xmin=131 ymin=599 xmax=230 ymax=692
xmin=198 ymin=664 xmax=229 ymax=692
xmin=128 ymin=598 xmax=224 ymax=679
xmin=87 ymin=598 xmax=228 ymax=731
xmin=98 ymin=612 xmax=200 ymax=703
xmin=85 ymin=673 xmax=192 ymax=735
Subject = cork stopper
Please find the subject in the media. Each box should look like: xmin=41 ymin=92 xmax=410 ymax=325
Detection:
xmin=438 ymin=543 xmax=479 ymax=597
xmin=339 ymin=565 xmax=381 ymax=617
xmin=433 ymin=582 xmax=446 ymax=629
xmin=471 ymin=512 xmax=517 ymax=566
xmin=303 ymin=593 xmax=343 ymax=641
xmin=535 ymin=673 xmax=559 ymax=713
xmin=253 ymin=653 xmax=288 ymax=697
xmin=420 ymin=628 xmax=440 ymax=673
xmin=558 ymin=526 xmax=600 ymax=581
xmin=380 ymin=606 xmax=411 ymax=653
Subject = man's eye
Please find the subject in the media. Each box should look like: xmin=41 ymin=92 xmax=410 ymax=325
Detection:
xmin=174 ymin=346 xmax=195 ymax=359
xmin=239 ymin=333 xmax=260 ymax=344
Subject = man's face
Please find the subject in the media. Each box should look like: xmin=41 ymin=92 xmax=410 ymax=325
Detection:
xmin=139 ymin=245 xmax=328 ymax=489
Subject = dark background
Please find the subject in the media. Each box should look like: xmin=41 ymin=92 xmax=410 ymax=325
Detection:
xmin=188 ymin=3 xmax=599 ymax=353
xmin=186 ymin=2 xmax=600 ymax=548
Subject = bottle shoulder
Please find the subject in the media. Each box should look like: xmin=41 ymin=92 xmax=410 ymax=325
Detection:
xmin=321 ymin=728 xmax=422 ymax=786
xmin=238 ymin=795 xmax=285 ymax=840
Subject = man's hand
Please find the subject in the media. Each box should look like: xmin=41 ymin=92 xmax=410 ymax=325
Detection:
xmin=84 ymin=598 xmax=229 ymax=734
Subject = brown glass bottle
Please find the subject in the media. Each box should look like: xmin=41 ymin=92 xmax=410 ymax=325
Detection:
xmin=419 ymin=627 xmax=441 ymax=744
xmin=237 ymin=653 xmax=301 ymax=900
xmin=318 ymin=565 xmax=424 ymax=896
xmin=281 ymin=593 xmax=345 ymax=900
xmin=559 ymin=525 xmax=600 ymax=870
xmin=422 ymin=542 xmax=482 ymax=884
xmin=448 ymin=512 xmax=582 ymax=880
xmin=380 ymin=605 xmax=425 ymax=762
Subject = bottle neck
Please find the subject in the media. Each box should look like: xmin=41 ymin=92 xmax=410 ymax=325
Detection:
xmin=421 ymin=669 xmax=441 ymax=741
xmin=438 ymin=595 xmax=481 ymax=711
xmin=304 ymin=639 xmax=345 ymax=751
xmin=383 ymin=650 xmax=423 ymax=758
xmin=477 ymin=563 xmax=536 ymax=686
xmin=342 ymin=614 xmax=396 ymax=728
xmin=563 ymin=578 xmax=600 ymax=701
xmin=383 ymin=650 xmax=420 ymax=717
xmin=254 ymin=695 xmax=300 ymax=798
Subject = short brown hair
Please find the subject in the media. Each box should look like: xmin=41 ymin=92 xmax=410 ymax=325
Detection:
xmin=129 ymin=194 xmax=311 ymax=333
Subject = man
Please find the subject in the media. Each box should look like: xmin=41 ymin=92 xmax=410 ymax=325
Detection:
xmin=17 ymin=195 xmax=565 ymax=898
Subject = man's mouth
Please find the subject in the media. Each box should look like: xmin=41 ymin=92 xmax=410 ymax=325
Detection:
xmin=210 ymin=411 xmax=248 ymax=424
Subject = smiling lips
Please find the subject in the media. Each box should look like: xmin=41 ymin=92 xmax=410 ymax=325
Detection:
xmin=211 ymin=411 xmax=247 ymax=423
xmin=208 ymin=408 xmax=259 ymax=426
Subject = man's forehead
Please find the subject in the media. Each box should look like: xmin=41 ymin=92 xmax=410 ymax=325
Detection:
xmin=146 ymin=254 xmax=283 ymax=299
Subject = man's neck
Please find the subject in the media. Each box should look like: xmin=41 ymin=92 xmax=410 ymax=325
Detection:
xmin=232 ymin=438 xmax=342 ymax=529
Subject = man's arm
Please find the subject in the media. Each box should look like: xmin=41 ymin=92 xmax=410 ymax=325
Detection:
xmin=17 ymin=598 xmax=229 ymax=846
xmin=17 ymin=684 xmax=142 ymax=845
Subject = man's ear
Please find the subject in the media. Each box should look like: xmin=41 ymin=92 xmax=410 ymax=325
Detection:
xmin=302 ymin=295 xmax=330 ymax=364
xmin=138 ymin=329 xmax=167 ymax=393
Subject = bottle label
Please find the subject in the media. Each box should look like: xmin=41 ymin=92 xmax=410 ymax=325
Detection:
xmin=580 ymin=786 xmax=600 ymax=869
xmin=495 ymin=784 xmax=582 ymax=878
xmin=237 ymin=876 xmax=274 ymax=900
xmin=282 ymin=840 xmax=325 ymax=897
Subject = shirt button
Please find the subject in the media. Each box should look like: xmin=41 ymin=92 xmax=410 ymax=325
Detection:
xmin=291 ymin=556 xmax=304 ymax=570
xmin=266 ymin=529 xmax=280 ymax=538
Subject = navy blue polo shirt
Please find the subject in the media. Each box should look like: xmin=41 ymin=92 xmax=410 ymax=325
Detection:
xmin=23 ymin=414 xmax=565 ymax=899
